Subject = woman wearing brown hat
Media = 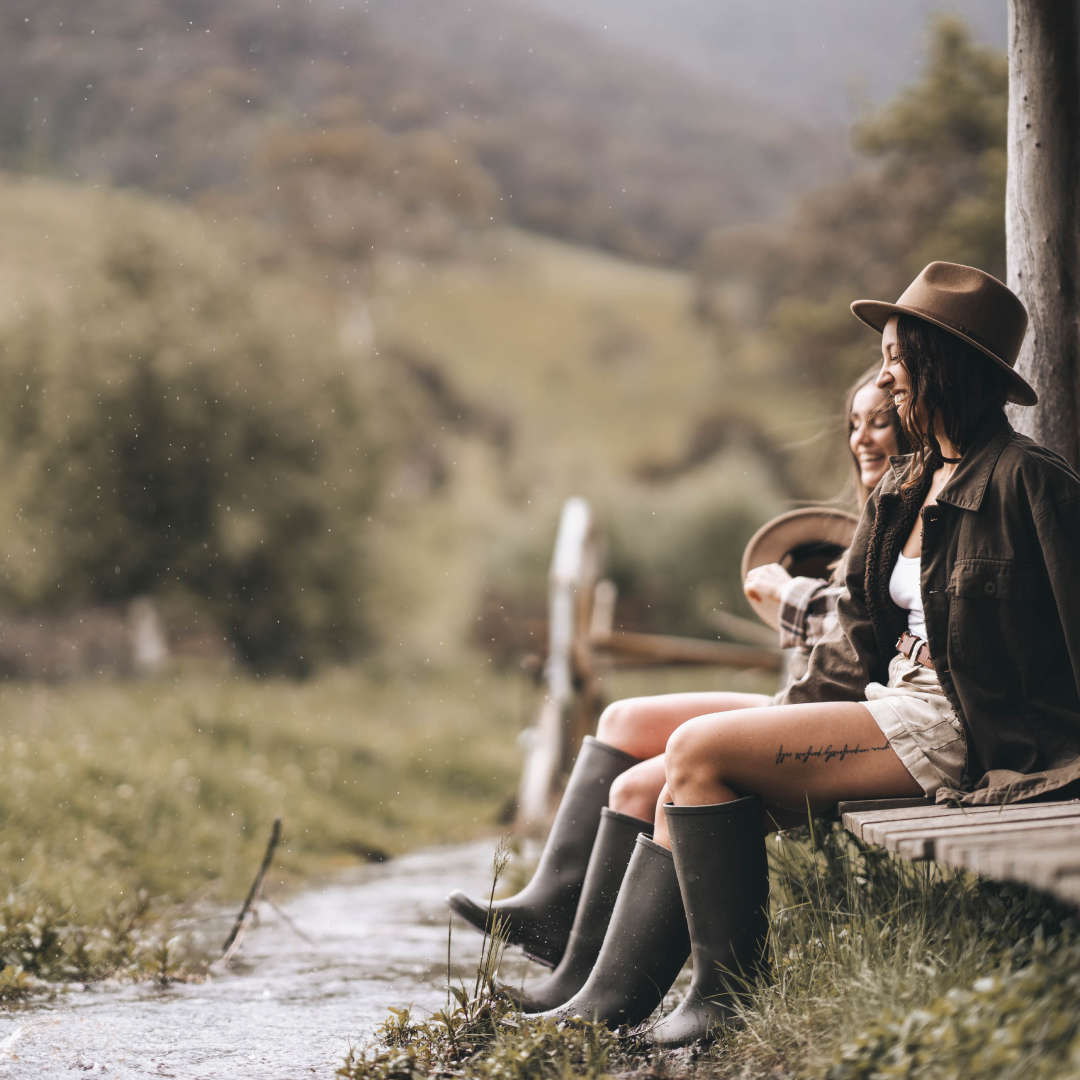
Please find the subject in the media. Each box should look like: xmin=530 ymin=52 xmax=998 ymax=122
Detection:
xmin=447 ymin=369 xmax=905 ymax=1008
xmin=529 ymin=262 xmax=1080 ymax=1046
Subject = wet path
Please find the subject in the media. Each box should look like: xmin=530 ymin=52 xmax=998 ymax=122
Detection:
xmin=0 ymin=841 xmax=534 ymax=1079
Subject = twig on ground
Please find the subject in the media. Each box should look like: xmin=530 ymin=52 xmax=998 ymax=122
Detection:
xmin=220 ymin=817 xmax=282 ymax=962
xmin=149 ymin=877 xmax=221 ymax=936
xmin=263 ymin=894 xmax=315 ymax=945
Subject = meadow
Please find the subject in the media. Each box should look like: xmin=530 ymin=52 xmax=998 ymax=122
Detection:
xmin=0 ymin=658 xmax=528 ymax=995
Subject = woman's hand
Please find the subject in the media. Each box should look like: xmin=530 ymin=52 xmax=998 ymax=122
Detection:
xmin=743 ymin=563 xmax=792 ymax=604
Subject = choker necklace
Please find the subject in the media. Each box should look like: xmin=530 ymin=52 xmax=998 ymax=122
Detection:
xmin=941 ymin=454 xmax=961 ymax=464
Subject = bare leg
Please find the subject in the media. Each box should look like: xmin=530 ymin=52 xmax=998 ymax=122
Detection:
xmin=608 ymin=755 xmax=667 ymax=820
xmin=652 ymin=701 xmax=923 ymax=847
xmin=596 ymin=692 xmax=773 ymax=759
xmin=597 ymin=693 xmax=772 ymax=820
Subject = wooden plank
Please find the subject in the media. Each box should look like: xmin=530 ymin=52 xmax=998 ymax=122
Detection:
xmin=935 ymin=833 xmax=1080 ymax=882
xmin=857 ymin=802 xmax=1080 ymax=850
xmin=842 ymin=803 xmax=1028 ymax=841
xmin=591 ymin=630 xmax=783 ymax=671
xmin=836 ymin=797 xmax=933 ymax=817
xmin=865 ymin=807 xmax=1080 ymax=855
xmin=945 ymin=841 xmax=1080 ymax=905
xmin=893 ymin=814 xmax=1080 ymax=859
xmin=841 ymin=796 xmax=1080 ymax=904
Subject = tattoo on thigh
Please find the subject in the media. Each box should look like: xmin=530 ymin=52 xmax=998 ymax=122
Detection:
xmin=775 ymin=740 xmax=892 ymax=765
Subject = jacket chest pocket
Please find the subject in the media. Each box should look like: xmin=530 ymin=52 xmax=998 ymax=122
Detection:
xmin=946 ymin=559 xmax=1038 ymax=664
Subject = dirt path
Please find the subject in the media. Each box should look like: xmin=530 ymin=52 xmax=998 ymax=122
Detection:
xmin=0 ymin=841 xmax=530 ymax=1079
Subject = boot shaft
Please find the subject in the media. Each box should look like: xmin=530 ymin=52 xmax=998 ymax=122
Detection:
xmin=666 ymin=797 xmax=770 ymax=989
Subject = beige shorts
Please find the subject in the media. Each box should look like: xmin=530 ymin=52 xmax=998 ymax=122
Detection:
xmin=862 ymin=652 xmax=967 ymax=796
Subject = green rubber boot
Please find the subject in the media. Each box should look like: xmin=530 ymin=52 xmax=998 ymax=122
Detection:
xmin=647 ymin=797 xmax=770 ymax=1048
xmin=447 ymin=737 xmax=640 ymax=967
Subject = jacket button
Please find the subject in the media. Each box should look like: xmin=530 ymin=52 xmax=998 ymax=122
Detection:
xmin=984 ymin=581 xmax=997 ymax=595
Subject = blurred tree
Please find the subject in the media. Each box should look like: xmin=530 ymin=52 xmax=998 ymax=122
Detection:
xmin=697 ymin=15 xmax=1008 ymax=392
xmin=0 ymin=218 xmax=379 ymax=673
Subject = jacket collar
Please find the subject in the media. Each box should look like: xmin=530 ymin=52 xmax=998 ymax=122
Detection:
xmin=886 ymin=411 xmax=1015 ymax=512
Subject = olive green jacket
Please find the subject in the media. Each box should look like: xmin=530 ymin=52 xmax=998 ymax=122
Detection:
xmin=785 ymin=412 xmax=1080 ymax=805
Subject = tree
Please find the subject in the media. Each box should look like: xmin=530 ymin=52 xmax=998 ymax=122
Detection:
xmin=0 ymin=204 xmax=380 ymax=673
xmin=1005 ymin=0 xmax=1080 ymax=469
xmin=695 ymin=16 xmax=1010 ymax=394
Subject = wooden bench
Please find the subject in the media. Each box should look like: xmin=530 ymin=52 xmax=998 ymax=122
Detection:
xmin=838 ymin=797 xmax=1080 ymax=906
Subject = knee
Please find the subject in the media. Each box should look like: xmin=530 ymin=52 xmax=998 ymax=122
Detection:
xmin=609 ymin=765 xmax=662 ymax=821
xmin=664 ymin=718 xmax=718 ymax=797
xmin=596 ymin=698 xmax=642 ymax=751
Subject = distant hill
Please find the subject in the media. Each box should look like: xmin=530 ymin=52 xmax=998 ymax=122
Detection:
xmin=360 ymin=0 xmax=846 ymax=259
xmin=0 ymin=0 xmax=845 ymax=266
xmin=482 ymin=0 xmax=1006 ymax=123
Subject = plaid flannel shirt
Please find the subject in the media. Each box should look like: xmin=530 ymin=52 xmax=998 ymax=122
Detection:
xmin=777 ymin=576 xmax=843 ymax=649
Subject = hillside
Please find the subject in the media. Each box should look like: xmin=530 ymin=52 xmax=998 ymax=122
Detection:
xmin=0 ymin=0 xmax=844 ymax=267
xmin=495 ymin=0 xmax=1006 ymax=122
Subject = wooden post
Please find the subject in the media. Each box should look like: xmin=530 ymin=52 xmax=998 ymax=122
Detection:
xmin=516 ymin=498 xmax=599 ymax=832
xmin=1005 ymin=0 xmax=1080 ymax=469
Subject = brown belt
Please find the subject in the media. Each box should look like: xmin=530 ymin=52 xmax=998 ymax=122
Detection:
xmin=897 ymin=630 xmax=935 ymax=671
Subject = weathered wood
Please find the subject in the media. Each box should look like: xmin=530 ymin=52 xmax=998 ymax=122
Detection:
xmin=895 ymin=815 xmax=1080 ymax=860
xmin=855 ymin=802 xmax=1080 ymax=855
xmin=841 ymin=802 xmax=1028 ymax=841
xmin=517 ymin=498 xmax=599 ymax=831
xmin=705 ymin=609 xmax=779 ymax=649
xmin=841 ymin=801 xmax=1080 ymax=905
xmin=591 ymin=630 xmax=783 ymax=671
xmin=836 ymin=797 xmax=933 ymax=818
xmin=934 ymin=834 xmax=1080 ymax=903
xmin=1005 ymin=0 xmax=1080 ymax=469
xmin=935 ymin=834 xmax=1080 ymax=880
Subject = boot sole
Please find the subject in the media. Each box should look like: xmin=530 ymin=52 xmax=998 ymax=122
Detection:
xmin=446 ymin=892 xmax=560 ymax=968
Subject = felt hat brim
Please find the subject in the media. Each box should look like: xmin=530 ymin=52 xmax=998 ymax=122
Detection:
xmin=741 ymin=508 xmax=859 ymax=633
xmin=851 ymin=299 xmax=1037 ymax=406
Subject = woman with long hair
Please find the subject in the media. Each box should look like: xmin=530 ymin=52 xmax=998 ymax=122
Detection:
xmin=447 ymin=367 xmax=907 ymax=1010
xmin=528 ymin=262 xmax=1080 ymax=1046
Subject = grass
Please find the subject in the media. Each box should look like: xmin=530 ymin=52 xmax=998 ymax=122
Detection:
xmin=705 ymin=821 xmax=1080 ymax=1079
xmin=0 ymin=656 xmax=528 ymax=994
xmin=346 ymin=821 xmax=1080 ymax=1080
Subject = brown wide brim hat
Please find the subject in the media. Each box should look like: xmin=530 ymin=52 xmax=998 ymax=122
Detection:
xmin=741 ymin=508 xmax=859 ymax=633
xmin=851 ymin=261 xmax=1036 ymax=406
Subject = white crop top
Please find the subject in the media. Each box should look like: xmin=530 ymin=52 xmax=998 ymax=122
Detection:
xmin=889 ymin=553 xmax=927 ymax=640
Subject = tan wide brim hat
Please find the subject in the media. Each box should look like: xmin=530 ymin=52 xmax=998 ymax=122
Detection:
xmin=741 ymin=508 xmax=859 ymax=632
xmin=851 ymin=261 xmax=1036 ymax=406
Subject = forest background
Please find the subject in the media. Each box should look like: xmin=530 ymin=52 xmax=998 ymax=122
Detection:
xmin=0 ymin=0 xmax=1011 ymax=988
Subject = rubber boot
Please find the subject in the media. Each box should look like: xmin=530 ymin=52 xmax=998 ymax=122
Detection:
xmin=530 ymin=834 xmax=690 ymax=1029
xmin=647 ymin=797 xmax=770 ymax=1048
xmin=447 ymin=736 xmax=640 ymax=967
xmin=502 ymin=808 xmax=651 ymax=1011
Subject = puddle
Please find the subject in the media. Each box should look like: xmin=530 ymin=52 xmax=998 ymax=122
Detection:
xmin=0 ymin=841 xmax=537 ymax=1078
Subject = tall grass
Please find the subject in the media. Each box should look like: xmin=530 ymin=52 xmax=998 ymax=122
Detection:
xmin=709 ymin=821 xmax=1079 ymax=1079
xmin=348 ymin=821 xmax=1080 ymax=1080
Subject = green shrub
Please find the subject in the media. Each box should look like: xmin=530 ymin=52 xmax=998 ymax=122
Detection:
xmin=0 ymin=212 xmax=380 ymax=671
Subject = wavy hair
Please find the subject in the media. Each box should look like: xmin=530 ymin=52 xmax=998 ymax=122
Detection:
xmin=845 ymin=363 xmax=910 ymax=507
xmin=894 ymin=314 xmax=1012 ymax=489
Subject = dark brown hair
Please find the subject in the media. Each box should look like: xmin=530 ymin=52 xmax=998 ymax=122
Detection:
xmin=894 ymin=314 xmax=1012 ymax=489
xmin=845 ymin=363 xmax=910 ymax=507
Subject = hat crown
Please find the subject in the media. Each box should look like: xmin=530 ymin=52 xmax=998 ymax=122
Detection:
xmin=850 ymin=261 xmax=1035 ymax=405
xmin=895 ymin=261 xmax=1028 ymax=366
